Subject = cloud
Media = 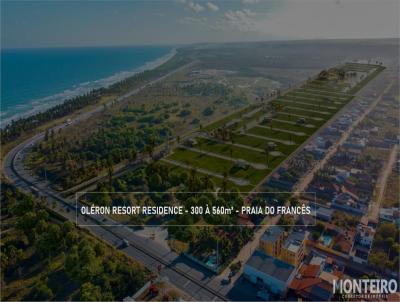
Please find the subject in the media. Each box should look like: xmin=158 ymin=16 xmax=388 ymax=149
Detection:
xmin=206 ymin=2 xmax=219 ymax=12
xmin=179 ymin=16 xmax=208 ymax=25
xmin=176 ymin=0 xmax=205 ymax=13
xmin=253 ymin=0 xmax=399 ymax=40
xmin=187 ymin=2 xmax=205 ymax=13
xmin=213 ymin=9 xmax=257 ymax=32
xmin=241 ymin=0 xmax=259 ymax=4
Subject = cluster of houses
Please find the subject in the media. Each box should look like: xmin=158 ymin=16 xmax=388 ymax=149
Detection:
xmin=243 ymin=226 xmax=349 ymax=301
xmin=306 ymin=84 xmax=398 ymax=217
xmin=243 ymin=71 xmax=399 ymax=301
xmin=243 ymin=227 xmax=307 ymax=298
xmin=263 ymin=81 xmax=383 ymax=194
xmin=264 ymin=150 xmax=315 ymax=192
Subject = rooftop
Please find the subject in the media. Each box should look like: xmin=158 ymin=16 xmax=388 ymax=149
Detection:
xmin=261 ymin=226 xmax=284 ymax=243
xmin=245 ymin=249 xmax=295 ymax=283
xmin=317 ymin=207 xmax=334 ymax=217
xmin=283 ymin=231 xmax=307 ymax=252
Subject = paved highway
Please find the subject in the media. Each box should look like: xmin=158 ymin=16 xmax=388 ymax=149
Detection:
xmin=2 ymin=61 xmax=230 ymax=301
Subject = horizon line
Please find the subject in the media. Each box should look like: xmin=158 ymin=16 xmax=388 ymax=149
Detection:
xmin=2 ymin=36 xmax=399 ymax=51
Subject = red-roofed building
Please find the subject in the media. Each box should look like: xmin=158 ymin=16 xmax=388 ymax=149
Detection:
xmin=299 ymin=264 xmax=320 ymax=278
xmin=289 ymin=277 xmax=333 ymax=301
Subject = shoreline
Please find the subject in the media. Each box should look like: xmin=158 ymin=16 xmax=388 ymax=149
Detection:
xmin=0 ymin=47 xmax=177 ymax=128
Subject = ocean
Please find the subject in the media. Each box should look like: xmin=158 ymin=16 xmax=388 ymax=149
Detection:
xmin=1 ymin=46 xmax=173 ymax=126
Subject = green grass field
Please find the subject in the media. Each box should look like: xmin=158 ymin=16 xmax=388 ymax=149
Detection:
xmin=195 ymin=137 xmax=268 ymax=163
xmin=259 ymin=119 xmax=316 ymax=135
xmin=248 ymin=126 xmax=306 ymax=144
xmin=168 ymin=147 xmax=269 ymax=185
xmin=232 ymin=133 xmax=297 ymax=154
xmin=162 ymin=63 xmax=384 ymax=191
xmin=276 ymin=99 xmax=339 ymax=112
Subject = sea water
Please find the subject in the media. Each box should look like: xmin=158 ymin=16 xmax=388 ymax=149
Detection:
xmin=1 ymin=45 xmax=172 ymax=126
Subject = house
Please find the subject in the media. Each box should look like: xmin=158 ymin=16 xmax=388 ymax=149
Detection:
xmin=260 ymin=226 xmax=285 ymax=257
xmin=225 ymin=118 xmax=241 ymax=128
xmin=266 ymin=177 xmax=294 ymax=191
xmin=355 ymin=223 xmax=375 ymax=247
xmin=342 ymin=138 xmax=366 ymax=152
xmin=380 ymin=207 xmax=400 ymax=225
xmin=316 ymin=207 xmax=334 ymax=222
xmin=281 ymin=231 xmax=308 ymax=267
xmin=334 ymin=168 xmax=350 ymax=183
xmin=235 ymin=159 xmax=249 ymax=169
xmin=307 ymin=147 xmax=325 ymax=160
xmin=288 ymin=254 xmax=344 ymax=302
xmin=331 ymin=192 xmax=367 ymax=216
xmin=332 ymin=230 xmax=355 ymax=254
xmin=351 ymin=223 xmax=376 ymax=264
xmin=244 ymin=249 xmax=296 ymax=296
xmin=309 ymin=180 xmax=338 ymax=201
xmin=183 ymin=138 xmax=197 ymax=147
xmin=289 ymin=265 xmax=333 ymax=301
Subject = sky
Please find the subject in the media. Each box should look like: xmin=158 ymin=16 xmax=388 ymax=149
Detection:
xmin=1 ymin=0 xmax=399 ymax=49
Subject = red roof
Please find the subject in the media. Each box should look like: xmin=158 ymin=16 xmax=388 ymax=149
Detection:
xmin=289 ymin=277 xmax=333 ymax=300
xmin=289 ymin=277 xmax=322 ymax=291
xmin=299 ymin=264 xmax=320 ymax=278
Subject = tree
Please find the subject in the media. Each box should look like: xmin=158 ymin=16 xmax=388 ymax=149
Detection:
xmin=368 ymin=250 xmax=389 ymax=272
xmin=80 ymin=282 xmax=102 ymax=301
xmin=129 ymin=149 xmax=137 ymax=164
xmin=144 ymin=144 xmax=154 ymax=159
xmin=264 ymin=148 xmax=270 ymax=165
xmin=222 ymin=171 xmax=228 ymax=192
xmin=36 ymin=224 xmax=62 ymax=259
xmin=188 ymin=167 xmax=198 ymax=191
xmin=107 ymin=162 xmax=114 ymax=186
xmin=202 ymin=174 xmax=212 ymax=190
xmin=30 ymin=282 xmax=54 ymax=301
xmin=149 ymin=173 xmax=162 ymax=190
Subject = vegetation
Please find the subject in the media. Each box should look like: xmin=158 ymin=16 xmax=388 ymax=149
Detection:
xmin=0 ymin=53 xmax=188 ymax=145
xmin=382 ymin=171 xmax=399 ymax=208
xmin=83 ymin=161 xmax=255 ymax=269
xmin=0 ymin=182 xmax=149 ymax=301
xmin=28 ymin=104 xmax=172 ymax=189
xmin=163 ymin=63 xmax=383 ymax=192
xmin=369 ymin=222 xmax=399 ymax=272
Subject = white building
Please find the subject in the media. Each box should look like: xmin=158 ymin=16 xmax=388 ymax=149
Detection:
xmin=244 ymin=249 xmax=296 ymax=296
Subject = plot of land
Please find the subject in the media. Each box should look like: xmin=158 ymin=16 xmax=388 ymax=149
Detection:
xmin=162 ymin=63 xmax=384 ymax=191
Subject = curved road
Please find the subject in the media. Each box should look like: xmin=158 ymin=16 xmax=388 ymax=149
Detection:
xmin=2 ymin=61 xmax=230 ymax=301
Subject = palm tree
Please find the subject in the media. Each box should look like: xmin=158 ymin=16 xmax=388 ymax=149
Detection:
xmin=129 ymin=149 xmax=137 ymax=164
xmin=189 ymin=167 xmax=197 ymax=191
xmin=144 ymin=144 xmax=154 ymax=159
xmin=222 ymin=171 xmax=228 ymax=192
xmin=107 ymin=164 xmax=114 ymax=187
xmin=202 ymin=174 xmax=211 ymax=190
xmin=264 ymin=148 xmax=270 ymax=165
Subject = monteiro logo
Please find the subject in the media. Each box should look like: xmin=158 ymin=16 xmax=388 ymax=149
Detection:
xmin=333 ymin=279 xmax=398 ymax=299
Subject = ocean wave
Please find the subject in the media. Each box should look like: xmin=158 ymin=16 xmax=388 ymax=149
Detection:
xmin=1 ymin=48 xmax=177 ymax=128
